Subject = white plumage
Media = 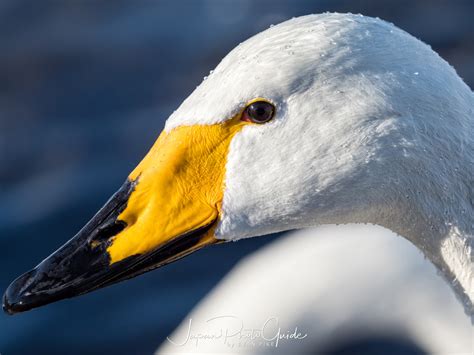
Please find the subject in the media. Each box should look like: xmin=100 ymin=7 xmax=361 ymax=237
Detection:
xmin=158 ymin=226 xmax=472 ymax=354
xmin=159 ymin=12 xmax=473 ymax=353
xmin=167 ymin=13 xmax=473 ymax=311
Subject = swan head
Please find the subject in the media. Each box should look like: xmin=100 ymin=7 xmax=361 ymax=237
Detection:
xmin=4 ymin=13 xmax=473 ymax=314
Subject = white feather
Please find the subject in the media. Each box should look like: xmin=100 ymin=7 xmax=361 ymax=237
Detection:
xmin=158 ymin=226 xmax=472 ymax=354
xmin=166 ymin=13 xmax=474 ymax=311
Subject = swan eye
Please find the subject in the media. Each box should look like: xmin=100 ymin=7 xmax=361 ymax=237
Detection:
xmin=242 ymin=101 xmax=275 ymax=124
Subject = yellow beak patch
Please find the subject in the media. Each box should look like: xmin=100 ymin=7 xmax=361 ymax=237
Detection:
xmin=106 ymin=116 xmax=247 ymax=264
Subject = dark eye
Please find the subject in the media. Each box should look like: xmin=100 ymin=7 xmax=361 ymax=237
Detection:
xmin=241 ymin=101 xmax=275 ymax=124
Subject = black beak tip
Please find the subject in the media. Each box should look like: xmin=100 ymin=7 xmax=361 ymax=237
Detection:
xmin=3 ymin=291 xmax=16 ymax=315
xmin=3 ymin=270 xmax=37 ymax=315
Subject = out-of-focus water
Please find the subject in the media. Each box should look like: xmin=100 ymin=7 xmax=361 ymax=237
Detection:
xmin=0 ymin=1 xmax=472 ymax=354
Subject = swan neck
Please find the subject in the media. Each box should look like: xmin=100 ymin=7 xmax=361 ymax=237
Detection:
xmin=381 ymin=203 xmax=474 ymax=315
xmin=438 ymin=225 xmax=474 ymax=315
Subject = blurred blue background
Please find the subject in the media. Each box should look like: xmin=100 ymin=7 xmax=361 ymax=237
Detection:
xmin=0 ymin=1 xmax=472 ymax=354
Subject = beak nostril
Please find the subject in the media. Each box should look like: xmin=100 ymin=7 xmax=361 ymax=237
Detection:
xmin=89 ymin=220 xmax=127 ymax=247
xmin=89 ymin=240 xmax=102 ymax=249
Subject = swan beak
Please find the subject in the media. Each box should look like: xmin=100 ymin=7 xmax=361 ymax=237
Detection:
xmin=3 ymin=120 xmax=245 ymax=315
